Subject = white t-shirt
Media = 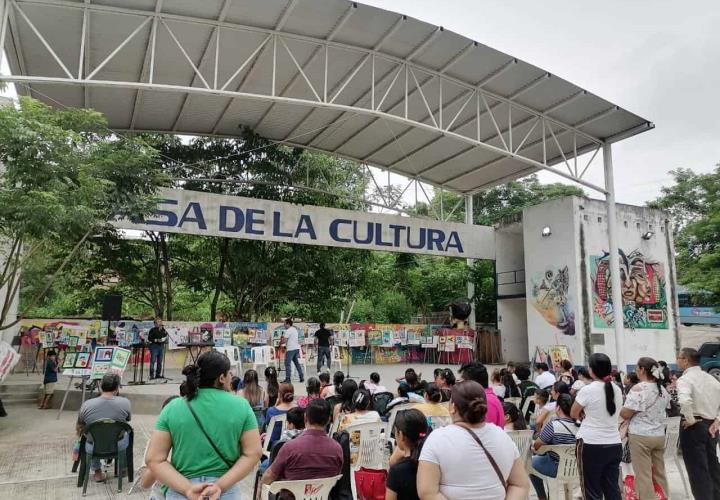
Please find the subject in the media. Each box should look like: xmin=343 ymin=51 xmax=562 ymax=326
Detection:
xmin=535 ymin=371 xmax=556 ymax=389
xmin=284 ymin=326 xmax=300 ymax=351
xmin=491 ymin=383 xmax=506 ymax=399
xmin=575 ymin=380 xmax=623 ymax=444
xmin=623 ymin=381 xmax=670 ymax=437
xmin=419 ymin=424 xmax=520 ymax=500
xmin=571 ymin=379 xmax=586 ymax=393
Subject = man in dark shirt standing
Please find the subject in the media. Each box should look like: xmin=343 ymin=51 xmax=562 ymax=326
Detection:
xmin=313 ymin=323 xmax=333 ymax=373
xmin=147 ymin=318 xmax=167 ymax=379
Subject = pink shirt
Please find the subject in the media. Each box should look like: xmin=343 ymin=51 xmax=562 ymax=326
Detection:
xmin=484 ymin=387 xmax=505 ymax=427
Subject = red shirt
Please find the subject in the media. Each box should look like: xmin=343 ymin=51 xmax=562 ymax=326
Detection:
xmin=484 ymin=387 xmax=505 ymax=427
xmin=270 ymin=429 xmax=343 ymax=480
xmin=296 ymin=394 xmax=321 ymax=409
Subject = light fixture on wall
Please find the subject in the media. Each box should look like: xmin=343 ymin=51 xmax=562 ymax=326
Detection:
xmin=641 ymin=231 xmax=654 ymax=240
xmin=541 ymin=226 xmax=552 ymax=237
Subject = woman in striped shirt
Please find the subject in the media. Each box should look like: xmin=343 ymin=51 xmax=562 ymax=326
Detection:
xmin=529 ymin=394 xmax=579 ymax=500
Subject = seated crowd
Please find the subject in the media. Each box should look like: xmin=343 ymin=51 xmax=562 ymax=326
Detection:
xmin=73 ymin=347 xmax=720 ymax=500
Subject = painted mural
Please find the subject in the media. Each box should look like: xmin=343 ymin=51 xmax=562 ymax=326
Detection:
xmin=591 ymin=249 xmax=668 ymax=330
xmin=530 ymin=266 xmax=575 ymax=335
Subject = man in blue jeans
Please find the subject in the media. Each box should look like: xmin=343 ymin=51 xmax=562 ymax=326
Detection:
xmin=281 ymin=319 xmax=304 ymax=383
xmin=76 ymin=374 xmax=132 ymax=482
xmin=313 ymin=323 xmax=333 ymax=372
xmin=147 ymin=318 xmax=167 ymax=379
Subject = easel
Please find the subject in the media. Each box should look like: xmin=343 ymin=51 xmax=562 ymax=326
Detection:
xmin=56 ymin=373 xmax=92 ymax=420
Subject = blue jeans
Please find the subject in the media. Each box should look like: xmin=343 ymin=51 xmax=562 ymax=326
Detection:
xmin=150 ymin=343 xmax=164 ymax=378
xmin=165 ymin=476 xmax=241 ymax=499
xmin=530 ymin=453 xmax=559 ymax=499
xmin=317 ymin=346 xmax=331 ymax=371
xmin=85 ymin=433 xmax=129 ymax=471
xmin=284 ymin=349 xmax=303 ymax=381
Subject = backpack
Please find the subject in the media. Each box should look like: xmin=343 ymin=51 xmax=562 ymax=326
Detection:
xmin=330 ymin=431 xmax=353 ymax=500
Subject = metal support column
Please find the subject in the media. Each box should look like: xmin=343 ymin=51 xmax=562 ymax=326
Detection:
xmin=465 ymin=194 xmax=476 ymax=330
xmin=603 ymin=143 xmax=625 ymax=371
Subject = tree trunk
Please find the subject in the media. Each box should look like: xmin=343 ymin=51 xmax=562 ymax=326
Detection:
xmin=159 ymin=233 xmax=173 ymax=321
xmin=210 ymin=238 xmax=229 ymax=321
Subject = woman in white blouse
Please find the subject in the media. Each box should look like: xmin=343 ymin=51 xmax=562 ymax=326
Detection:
xmin=620 ymin=357 xmax=670 ymax=500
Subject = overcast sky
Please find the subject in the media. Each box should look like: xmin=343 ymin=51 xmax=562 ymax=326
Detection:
xmin=363 ymin=0 xmax=720 ymax=204
xmin=2 ymin=1 xmax=719 ymax=207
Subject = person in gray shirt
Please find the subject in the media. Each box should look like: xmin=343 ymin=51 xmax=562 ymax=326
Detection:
xmin=76 ymin=373 xmax=132 ymax=482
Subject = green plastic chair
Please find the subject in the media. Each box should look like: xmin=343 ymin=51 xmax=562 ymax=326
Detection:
xmin=77 ymin=419 xmax=134 ymax=495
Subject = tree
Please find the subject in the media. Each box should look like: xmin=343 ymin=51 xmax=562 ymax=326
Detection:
xmin=0 ymin=97 xmax=164 ymax=330
xmin=650 ymin=165 xmax=720 ymax=302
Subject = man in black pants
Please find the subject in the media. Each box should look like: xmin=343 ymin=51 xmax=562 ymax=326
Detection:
xmin=677 ymin=347 xmax=720 ymax=500
xmin=313 ymin=323 xmax=333 ymax=373
xmin=147 ymin=318 xmax=168 ymax=380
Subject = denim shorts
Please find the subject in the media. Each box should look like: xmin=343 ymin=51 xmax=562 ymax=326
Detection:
xmin=165 ymin=476 xmax=241 ymax=500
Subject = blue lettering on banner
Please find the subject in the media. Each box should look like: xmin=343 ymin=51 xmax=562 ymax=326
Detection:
xmin=179 ymin=202 xmax=207 ymax=230
xmin=446 ymin=231 xmax=464 ymax=253
xmin=272 ymin=211 xmax=293 ymax=237
xmin=219 ymin=206 xmax=244 ymax=232
xmin=246 ymin=209 xmax=264 ymax=235
xmin=353 ymin=221 xmax=373 ymax=244
xmin=294 ymin=215 xmax=317 ymax=239
xmin=407 ymin=228 xmax=426 ymax=249
xmin=389 ymin=224 xmax=405 ymax=247
xmin=144 ymin=198 xmax=178 ymax=227
xmin=329 ymin=219 xmax=352 ymax=243
xmin=374 ymin=223 xmax=392 ymax=247
xmin=427 ymin=229 xmax=445 ymax=251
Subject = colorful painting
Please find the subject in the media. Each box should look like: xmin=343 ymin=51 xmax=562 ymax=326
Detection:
xmin=111 ymin=348 xmax=131 ymax=371
xmin=530 ymin=266 xmax=575 ymax=335
xmin=368 ymin=330 xmax=382 ymax=346
xmin=591 ymin=249 xmax=668 ymax=330
xmin=74 ymin=352 xmax=91 ymax=368
xmin=548 ymin=345 xmax=570 ymax=372
xmin=62 ymin=353 xmax=77 ymax=369
xmin=95 ymin=347 xmax=114 ymax=362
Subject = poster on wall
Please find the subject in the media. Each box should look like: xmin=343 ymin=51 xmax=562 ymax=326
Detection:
xmin=530 ymin=266 xmax=575 ymax=335
xmin=591 ymin=249 xmax=668 ymax=330
xmin=91 ymin=347 xmax=131 ymax=379
xmin=548 ymin=345 xmax=571 ymax=371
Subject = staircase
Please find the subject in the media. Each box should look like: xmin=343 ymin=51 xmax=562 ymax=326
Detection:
xmin=0 ymin=381 xmax=40 ymax=406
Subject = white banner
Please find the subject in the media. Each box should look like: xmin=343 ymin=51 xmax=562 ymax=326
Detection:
xmin=114 ymin=189 xmax=495 ymax=259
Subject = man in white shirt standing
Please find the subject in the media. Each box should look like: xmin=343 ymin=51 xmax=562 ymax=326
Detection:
xmin=533 ymin=362 xmax=556 ymax=390
xmin=281 ymin=319 xmax=304 ymax=383
xmin=676 ymin=347 xmax=720 ymax=500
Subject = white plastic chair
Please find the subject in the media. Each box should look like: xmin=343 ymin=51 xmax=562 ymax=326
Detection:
xmin=505 ymin=396 xmax=522 ymax=407
xmin=346 ymin=421 xmax=386 ymax=500
xmin=663 ymin=416 xmax=690 ymax=497
xmin=330 ymin=345 xmax=342 ymax=372
xmin=507 ymin=429 xmax=533 ymax=466
xmin=261 ymin=413 xmax=288 ymax=459
xmin=261 ymin=475 xmax=342 ymax=500
xmin=385 ymin=402 xmax=416 ymax=436
xmin=214 ymin=345 xmax=242 ymax=375
xmin=252 ymin=346 xmax=277 ymax=372
xmin=528 ymin=444 xmax=580 ymax=500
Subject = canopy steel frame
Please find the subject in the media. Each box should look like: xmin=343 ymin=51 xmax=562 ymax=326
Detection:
xmin=0 ymin=0 xmax=612 ymax=195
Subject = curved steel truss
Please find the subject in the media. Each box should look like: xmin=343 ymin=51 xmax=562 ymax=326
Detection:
xmin=0 ymin=0 xmax=652 ymax=195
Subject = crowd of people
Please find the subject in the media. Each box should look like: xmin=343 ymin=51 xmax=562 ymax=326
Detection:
xmin=70 ymin=344 xmax=720 ymax=500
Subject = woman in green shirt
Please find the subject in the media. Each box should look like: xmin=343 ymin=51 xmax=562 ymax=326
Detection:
xmin=147 ymin=351 xmax=262 ymax=499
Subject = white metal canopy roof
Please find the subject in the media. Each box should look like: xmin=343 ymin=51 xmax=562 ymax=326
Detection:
xmin=0 ymin=0 xmax=653 ymax=195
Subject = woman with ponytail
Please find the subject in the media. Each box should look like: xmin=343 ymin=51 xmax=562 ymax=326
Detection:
xmin=418 ymin=380 xmax=529 ymax=499
xmin=620 ymin=357 xmax=670 ymax=499
xmin=146 ymin=351 xmax=261 ymax=499
xmin=264 ymin=382 xmax=296 ymax=447
xmin=571 ymin=353 xmax=624 ymax=500
xmin=415 ymin=382 xmax=451 ymax=420
xmin=337 ymin=388 xmax=380 ymax=432
xmin=386 ymin=409 xmax=427 ymax=500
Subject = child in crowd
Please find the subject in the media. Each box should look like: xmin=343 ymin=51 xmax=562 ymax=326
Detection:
xmin=503 ymin=401 xmax=527 ymax=431
xmin=436 ymin=369 xmax=455 ymax=402
xmin=535 ymin=382 xmax=569 ymax=432
xmin=490 ymin=369 xmax=506 ymax=399
xmin=323 ymin=370 xmax=344 ymax=399
xmin=364 ymin=372 xmax=387 ymax=395
xmin=530 ymin=389 xmax=550 ymax=430
xmin=259 ymin=406 xmax=306 ymax=473
xmin=571 ymin=367 xmax=592 ymax=395
xmin=40 ymin=350 xmax=58 ymax=409
xmin=338 ymin=388 xmax=380 ymax=432
xmin=318 ymin=371 xmax=331 ymax=395
xmin=297 ymin=377 xmax=321 ymax=408
xmin=386 ymin=409 xmax=427 ymax=500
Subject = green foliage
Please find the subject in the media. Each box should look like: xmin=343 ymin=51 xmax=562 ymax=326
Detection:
xmin=0 ymin=97 xmax=164 ymax=329
xmin=650 ymin=165 xmax=720 ymax=303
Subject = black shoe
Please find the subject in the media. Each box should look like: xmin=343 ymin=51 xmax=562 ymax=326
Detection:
xmin=299 ymin=378 xmax=304 ymax=383
xmin=282 ymin=379 xmax=291 ymax=383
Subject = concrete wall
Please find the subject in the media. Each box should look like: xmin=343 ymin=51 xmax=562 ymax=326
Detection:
xmin=522 ymin=197 xmax=585 ymax=364
xmin=497 ymin=298 xmax=529 ymax=361
xmin=579 ymin=198 xmax=678 ymax=368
